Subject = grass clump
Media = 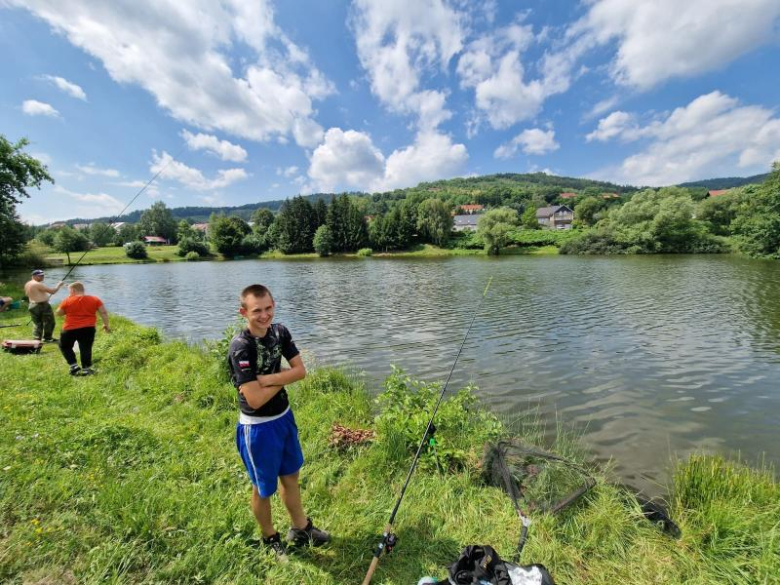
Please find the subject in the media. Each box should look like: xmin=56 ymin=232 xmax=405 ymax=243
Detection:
xmin=0 ymin=317 xmax=777 ymax=584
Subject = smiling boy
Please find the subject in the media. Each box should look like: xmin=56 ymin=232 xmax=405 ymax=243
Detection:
xmin=228 ymin=284 xmax=330 ymax=558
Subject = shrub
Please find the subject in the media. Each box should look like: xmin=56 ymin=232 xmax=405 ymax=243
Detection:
xmin=185 ymin=251 xmax=200 ymax=262
xmin=124 ymin=241 xmax=148 ymax=260
xmin=17 ymin=240 xmax=50 ymax=267
xmin=313 ymin=225 xmax=334 ymax=257
xmin=375 ymin=367 xmax=502 ymax=472
xmin=177 ymin=237 xmax=210 ymax=257
xmin=357 ymin=247 xmax=373 ymax=257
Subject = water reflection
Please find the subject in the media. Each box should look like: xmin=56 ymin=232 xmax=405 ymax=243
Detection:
xmin=6 ymin=254 xmax=778 ymax=495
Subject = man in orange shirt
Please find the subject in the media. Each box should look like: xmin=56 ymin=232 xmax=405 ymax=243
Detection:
xmin=55 ymin=282 xmax=110 ymax=376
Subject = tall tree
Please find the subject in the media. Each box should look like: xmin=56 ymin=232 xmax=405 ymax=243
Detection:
xmin=1 ymin=135 xmax=53 ymax=206
xmin=139 ymin=201 xmax=177 ymax=242
xmin=275 ymin=196 xmax=317 ymax=254
xmin=0 ymin=202 xmax=28 ymax=267
xmin=477 ymin=208 xmax=519 ymax=255
xmin=416 ymin=199 xmax=452 ymax=246
xmin=0 ymin=135 xmax=53 ymax=266
xmin=733 ymin=162 xmax=780 ymax=258
xmin=89 ymin=222 xmax=115 ymax=247
xmin=54 ymin=225 xmax=90 ymax=264
xmin=209 ymin=214 xmax=251 ymax=257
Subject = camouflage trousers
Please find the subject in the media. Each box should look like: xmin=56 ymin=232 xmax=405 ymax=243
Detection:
xmin=29 ymin=301 xmax=55 ymax=341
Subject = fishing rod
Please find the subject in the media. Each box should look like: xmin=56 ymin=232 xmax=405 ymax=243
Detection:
xmin=13 ymin=148 xmax=186 ymax=329
xmin=360 ymin=276 xmax=494 ymax=585
xmin=60 ymin=146 xmax=186 ymax=281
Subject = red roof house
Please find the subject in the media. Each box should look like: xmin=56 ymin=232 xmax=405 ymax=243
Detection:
xmin=459 ymin=204 xmax=484 ymax=214
xmin=707 ymin=189 xmax=728 ymax=197
xmin=560 ymin=192 xmax=577 ymax=199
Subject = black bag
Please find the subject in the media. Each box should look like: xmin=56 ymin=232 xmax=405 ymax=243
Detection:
xmin=444 ymin=545 xmax=554 ymax=585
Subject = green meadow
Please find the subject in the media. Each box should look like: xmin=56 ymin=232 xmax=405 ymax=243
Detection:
xmin=0 ymin=304 xmax=777 ymax=584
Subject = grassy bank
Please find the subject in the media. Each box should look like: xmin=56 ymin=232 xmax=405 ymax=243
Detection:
xmin=42 ymin=243 xmax=558 ymax=267
xmin=43 ymin=245 xmax=186 ymax=266
xmin=1 ymin=318 xmax=777 ymax=584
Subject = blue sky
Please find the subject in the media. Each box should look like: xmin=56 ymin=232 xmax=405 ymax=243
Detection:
xmin=2 ymin=0 xmax=779 ymax=224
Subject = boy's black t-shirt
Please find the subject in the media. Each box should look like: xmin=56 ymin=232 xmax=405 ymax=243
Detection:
xmin=228 ymin=324 xmax=300 ymax=417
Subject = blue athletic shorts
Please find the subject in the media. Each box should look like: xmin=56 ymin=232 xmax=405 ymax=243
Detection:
xmin=236 ymin=408 xmax=304 ymax=497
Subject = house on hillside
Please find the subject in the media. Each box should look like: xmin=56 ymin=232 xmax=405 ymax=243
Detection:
xmin=560 ymin=192 xmax=577 ymax=200
xmin=458 ymin=204 xmax=484 ymax=214
xmin=453 ymin=214 xmax=479 ymax=231
xmin=191 ymin=223 xmax=209 ymax=235
xmin=143 ymin=236 xmax=168 ymax=246
xmin=536 ymin=205 xmax=574 ymax=230
xmin=112 ymin=222 xmax=126 ymax=231
xmin=601 ymin=192 xmax=620 ymax=199
xmin=707 ymin=189 xmax=728 ymax=197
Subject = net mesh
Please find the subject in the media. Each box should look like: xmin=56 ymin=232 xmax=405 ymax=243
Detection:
xmin=483 ymin=440 xmax=595 ymax=514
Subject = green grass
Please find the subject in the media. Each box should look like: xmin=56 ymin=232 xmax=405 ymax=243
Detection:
xmin=44 ymin=245 xmax=188 ymax=266
xmin=1 ymin=316 xmax=777 ymax=584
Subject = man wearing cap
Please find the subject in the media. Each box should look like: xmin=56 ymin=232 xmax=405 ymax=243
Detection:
xmin=24 ymin=270 xmax=64 ymax=342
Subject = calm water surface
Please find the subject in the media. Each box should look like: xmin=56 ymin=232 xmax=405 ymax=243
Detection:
xmin=10 ymin=255 xmax=780 ymax=495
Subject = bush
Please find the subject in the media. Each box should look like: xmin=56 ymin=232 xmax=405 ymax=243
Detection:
xmin=313 ymin=225 xmax=334 ymax=257
xmin=375 ymin=367 xmax=502 ymax=472
xmin=124 ymin=241 xmax=148 ymax=260
xmin=357 ymin=247 xmax=373 ymax=257
xmin=17 ymin=240 xmax=50 ymax=267
xmin=185 ymin=251 xmax=200 ymax=262
xmin=177 ymin=237 xmax=210 ymax=257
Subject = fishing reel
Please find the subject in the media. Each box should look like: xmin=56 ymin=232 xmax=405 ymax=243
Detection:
xmin=384 ymin=533 xmax=398 ymax=555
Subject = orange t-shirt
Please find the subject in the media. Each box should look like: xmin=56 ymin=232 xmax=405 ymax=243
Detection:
xmin=59 ymin=295 xmax=104 ymax=331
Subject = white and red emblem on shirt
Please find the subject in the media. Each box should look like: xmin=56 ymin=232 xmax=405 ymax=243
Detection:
xmin=239 ymin=360 xmax=250 ymax=369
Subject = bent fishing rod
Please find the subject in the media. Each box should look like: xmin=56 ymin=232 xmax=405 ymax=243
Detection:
xmin=60 ymin=146 xmax=185 ymax=282
xmin=361 ymin=276 xmax=494 ymax=585
xmin=11 ymin=148 xmax=186 ymax=331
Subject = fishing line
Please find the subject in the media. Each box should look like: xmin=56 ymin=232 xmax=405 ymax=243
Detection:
xmin=360 ymin=276 xmax=494 ymax=585
xmin=12 ymin=147 xmax=186 ymax=330
xmin=60 ymin=145 xmax=187 ymax=281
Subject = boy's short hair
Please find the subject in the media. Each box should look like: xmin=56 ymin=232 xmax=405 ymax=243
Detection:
xmin=69 ymin=282 xmax=85 ymax=293
xmin=241 ymin=284 xmax=274 ymax=308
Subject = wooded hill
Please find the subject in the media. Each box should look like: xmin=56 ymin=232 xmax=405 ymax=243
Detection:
xmin=62 ymin=171 xmax=764 ymax=225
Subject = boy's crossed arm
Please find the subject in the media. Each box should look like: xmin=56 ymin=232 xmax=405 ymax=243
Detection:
xmin=239 ymin=356 xmax=306 ymax=410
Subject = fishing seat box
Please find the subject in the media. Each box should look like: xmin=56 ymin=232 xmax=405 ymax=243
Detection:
xmin=2 ymin=340 xmax=43 ymax=354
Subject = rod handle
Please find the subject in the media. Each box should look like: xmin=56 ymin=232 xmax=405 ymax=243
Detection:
xmin=361 ymin=556 xmax=380 ymax=585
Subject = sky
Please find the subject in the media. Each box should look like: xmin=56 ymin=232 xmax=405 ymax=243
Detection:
xmin=2 ymin=0 xmax=780 ymax=224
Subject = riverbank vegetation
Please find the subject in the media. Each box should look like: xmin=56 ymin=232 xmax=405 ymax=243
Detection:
xmin=3 ymin=132 xmax=779 ymax=269
xmin=1 ymin=317 xmax=778 ymax=583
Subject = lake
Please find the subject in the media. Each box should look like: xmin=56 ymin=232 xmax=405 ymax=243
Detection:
xmin=6 ymin=254 xmax=779 ymax=495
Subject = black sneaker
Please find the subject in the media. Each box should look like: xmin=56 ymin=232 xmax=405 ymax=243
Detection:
xmin=43 ymin=338 xmax=58 ymax=343
xmin=69 ymin=365 xmax=81 ymax=376
xmin=79 ymin=367 xmax=94 ymax=376
xmin=262 ymin=533 xmax=289 ymax=562
xmin=287 ymin=518 xmax=331 ymax=547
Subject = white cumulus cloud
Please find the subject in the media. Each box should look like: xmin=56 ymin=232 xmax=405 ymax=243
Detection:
xmin=308 ymin=127 xmax=468 ymax=193
xmin=181 ymin=130 xmax=247 ymax=162
xmin=11 ymin=0 xmax=333 ymax=147
xmin=495 ymin=128 xmax=559 ymax=158
xmin=54 ymin=185 xmax=125 ymax=217
xmin=40 ymin=74 xmax=87 ymax=100
xmin=572 ymin=0 xmax=780 ymax=90
xmin=150 ymin=150 xmax=249 ymax=191
xmin=350 ymin=0 xmax=463 ymax=129
xmin=22 ymin=99 xmax=59 ymax=117
xmin=457 ymin=24 xmax=577 ymax=130
xmin=76 ymin=163 xmax=121 ymax=177
xmin=590 ymin=91 xmax=780 ymax=186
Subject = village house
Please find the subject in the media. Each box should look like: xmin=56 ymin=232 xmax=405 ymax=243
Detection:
xmin=191 ymin=223 xmax=209 ymax=235
xmin=111 ymin=222 xmax=126 ymax=231
xmin=601 ymin=192 xmax=620 ymax=199
xmin=452 ymin=214 xmax=479 ymax=231
xmin=560 ymin=192 xmax=577 ymax=200
xmin=458 ymin=204 xmax=484 ymax=214
xmin=707 ymin=189 xmax=728 ymax=197
xmin=536 ymin=205 xmax=574 ymax=230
